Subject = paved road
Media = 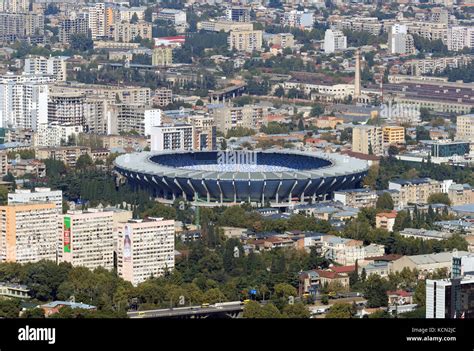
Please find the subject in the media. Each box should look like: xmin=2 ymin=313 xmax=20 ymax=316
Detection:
xmin=128 ymin=302 xmax=244 ymax=319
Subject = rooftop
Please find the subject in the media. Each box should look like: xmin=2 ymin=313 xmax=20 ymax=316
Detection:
xmin=405 ymin=251 xmax=470 ymax=265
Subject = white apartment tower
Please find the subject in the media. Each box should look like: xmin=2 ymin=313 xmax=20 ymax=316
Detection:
xmin=0 ymin=0 xmax=29 ymax=13
xmin=150 ymin=124 xmax=194 ymax=151
xmin=388 ymin=24 xmax=415 ymax=55
xmin=88 ymin=3 xmax=106 ymax=40
xmin=0 ymin=74 xmax=51 ymax=130
xmin=324 ymin=29 xmax=347 ymax=53
xmin=24 ymin=56 xmax=68 ymax=82
xmin=117 ymin=218 xmax=175 ymax=286
xmin=447 ymin=26 xmax=474 ymax=52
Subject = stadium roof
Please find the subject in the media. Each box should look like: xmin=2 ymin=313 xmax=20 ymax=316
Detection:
xmin=115 ymin=150 xmax=369 ymax=181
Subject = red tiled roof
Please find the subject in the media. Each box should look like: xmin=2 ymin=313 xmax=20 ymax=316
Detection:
xmin=376 ymin=210 xmax=398 ymax=219
xmin=329 ymin=265 xmax=356 ymax=274
xmin=387 ymin=290 xmax=412 ymax=297
xmin=315 ymin=270 xmax=343 ymax=279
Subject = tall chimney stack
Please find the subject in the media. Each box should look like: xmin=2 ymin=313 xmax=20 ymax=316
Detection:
xmin=354 ymin=49 xmax=361 ymax=100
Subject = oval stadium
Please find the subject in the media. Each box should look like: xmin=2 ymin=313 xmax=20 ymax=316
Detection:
xmin=114 ymin=150 xmax=369 ymax=206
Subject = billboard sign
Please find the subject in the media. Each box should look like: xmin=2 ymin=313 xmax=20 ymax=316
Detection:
xmin=63 ymin=217 xmax=71 ymax=253
xmin=123 ymin=225 xmax=132 ymax=262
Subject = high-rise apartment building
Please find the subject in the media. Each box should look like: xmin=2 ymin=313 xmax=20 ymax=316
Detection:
xmin=152 ymin=46 xmax=172 ymax=67
xmin=114 ymin=21 xmax=152 ymax=43
xmin=24 ymin=56 xmax=68 ymax=82
xmin=59 ymin=15 xmax=89 ymax=44
xmin=280 ymin=10 xmax=314 ymax=29
xmin=59 ymin=210 xmax=115 ymax=270
xmin=0 ymin=13 xmax=44 ymax=41
xmin=0 ymin=203 xmax=58 ymax=263
xmin=426 ymin=252 xmax=474 ymax=318
xmin=388 ymin=24 xmax=415 ymax=55
xmin=48 ymin=92 xmax=86 ymax=126
xmin=351 ymin=125 xmax=383 ymax=155
xmin=152 ymin=88 xmax=173 ymax=107
xmin=382 ymin=126 xmax=405 ymax=145
xmin=8 ymin=188 xmax=63 ymax=212
xmin=117 ymin=218 xmax=175 ymax=286
xmin=0 ymin=0 xmax=28 ymax=13
xmin=188 ymin=115 xmax=216 ymax=151
xmin=226 ymin=6 xmax=250 ymax=22
xmin=388 ymin=178 xmax=451 ymax=208
xmin=150 ymin=124 xmax=194 ymax=151
xmin=0 ymin=73 xmax=51 ymax=130
xmin=210 ymin=104 xmax=267 ymax=134
xmin=324 ymin=29 xmax=347 ymax=54
xmin=456 ymin=114 xmax=474 ymax=142
xmin=88 ymin=3 xmax=106 ymax=40
xmin=35 ymin=123 xmax=83 ymax=148
xmin=447 ymin=26 xmax=474 ymax=52
xmin=108 ymin=104 xmax=159 ymax=136
xmin=228 ymin=29 xmax=262 ymax=52
xmin=83 ymin=96 xmax=115 ymax=135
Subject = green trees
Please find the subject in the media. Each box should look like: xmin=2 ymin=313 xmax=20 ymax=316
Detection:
xmin=413 ymin=34 xmax=448 ymax=55
xmin=225 ymin=127 xmax=256 ymax=138
xmin=246 ymin=79 xmax=270 ymax=96
xmin=416 ymin=127 xmax=431 ymax=141
xmin=24 ymin=261 xmax=72 ymax=301
xmin=274 ymin=85 xmax=285 ymax=98
xmin=373 ymin=157 xmax=474 ymax=190
xmin=343 ymin=30 xmax=387 ymax=46
xmin=376 ymin=192 xmax=394 ymax=211
xmin=45 ymin=3 xmax=59 ymax=15
xmin=326 ymin=302 xmax=356 ymax=318
xmin=243 ymin=301 xmax=310 ymax=318
xmin=7 ymin=149 xmax=35 ymax=160
xmin=283 ymin=302 xmax=311 ymax=318
xmin=0 ymin=185 xmax=8 ymax=205
xmin=368 ymin=310 xmax=391 ymax=319
xmin=21 ymin=308 xmax=45 ymax=318
xmin=427 ymin=193 xmax=451 ymax=206
xmin=260 ymin=121 xmax=290 ymax=135
xmin=243 ymin=301 xmax=282 ymax=318
xmin=444 ymin=62 xmax=474 ymax=83
xmin=364 ymin=275 xmax=388 ymax=308
xmin=142 ymin=202 xmax=176 ymax=220
xmin=76 ymin=154 xmax=93 ymax=171
xmin=223 ymin=238 xmax=243 ymax=274
xmin=70 ymin=33 xmax=93 ymax=52
xmin=310 ymin=104 xmax=324 ymax=117
xmin=50 ymin=307 xmax=126 ymax=318
xmin=387 ymin=145 xmax=399 ymax=157
xmin=342 ymin=204 xmax=465 ymax=256
xmin=413 ymin=280 xmax=426 ymax=307
xmin=0 ymin=299 xmax=21 ymax=318
xmin=287 ymin=88 xmax=305 ymax=99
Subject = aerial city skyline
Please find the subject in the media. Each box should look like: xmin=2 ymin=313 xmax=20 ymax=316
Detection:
xmin=0 ymin=3 xmax=473 ymax=343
